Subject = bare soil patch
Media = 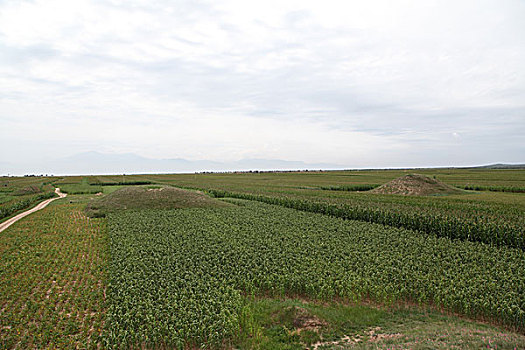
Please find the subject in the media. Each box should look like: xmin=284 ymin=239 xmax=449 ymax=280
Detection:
xmin=371 ymin=174 xmax=464 ymax=196
xmin=286 ymin=306 xmax=327 ymax=334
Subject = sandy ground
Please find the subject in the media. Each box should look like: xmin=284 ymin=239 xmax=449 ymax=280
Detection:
xmin=0 ymin=188 xmax=67 ymax=233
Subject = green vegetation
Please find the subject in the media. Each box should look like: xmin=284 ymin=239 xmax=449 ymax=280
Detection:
xmin=85 ymin=186 xmax=230 ymax=217
xmin=1 ymin=168 xmax=524 ymax=349
xmin=59 ymin=176 xmax=152 ymax=194
xmin=181 ymin=187 xmax=525 ymax=250
xmin=0 ymin=192 xmax=56 ymax=221
xmin=12 ymin=185 xmax=42 ymax=196
xmin=236 ymin=298 xmax=525 ymax=349
xmin=145 ymin=168 xmax=525 ymax=191
xmin=0 ymin=202 xmax=106 ymax=349
xmin=138 ymin=170 xmax=524 ymax=250
xmin=319 ymin=184 xmax=380 ymax=191
xmin=99 ymin=181 xmax=152 ymax=186
xmin=236 ymin=299 xmax=384 ymax=349
xmin=105 ymin=200 xmax=525 ymax=348
xmin=0 ymin=176 xmax=57 ymax=222
xmin=87 ymin=175 xmax=152 ymax=186
xmin=458 ymin=184 xmax=525 ymax=193
xmin=59 ymin=177 xmax=102 ymax=194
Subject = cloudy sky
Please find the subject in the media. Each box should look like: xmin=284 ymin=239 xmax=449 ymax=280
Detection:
xmin=1 ymin=0 xmax=524 ymax=172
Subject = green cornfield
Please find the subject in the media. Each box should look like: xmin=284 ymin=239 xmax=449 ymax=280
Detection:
xmin=105 ymin=200 xmax=525 ymax=348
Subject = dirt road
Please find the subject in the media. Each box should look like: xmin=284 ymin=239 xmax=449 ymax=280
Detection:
xmin=0 ymin=188 xmax=67 ymax=233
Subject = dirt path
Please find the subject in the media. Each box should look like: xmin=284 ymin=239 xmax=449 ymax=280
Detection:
xmin=0 ymin=188 xmax=67 ymax=233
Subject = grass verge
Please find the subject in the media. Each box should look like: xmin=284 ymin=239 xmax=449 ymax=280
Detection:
xmin=236 ymin=297 xmax=525 ymax=349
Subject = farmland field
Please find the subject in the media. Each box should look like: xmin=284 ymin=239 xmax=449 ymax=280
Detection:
xmin=105 ymin=200 xmax=525 ymax=348
xmin=0 ymin=201 xmax=106 ymax=348
xmin=0 ymin=176 xmax=58 ymax=223
xmin=0 ymin=168 xmax=524 ymax=349
xmin=144 ymin=170 xmax=525 ymax=250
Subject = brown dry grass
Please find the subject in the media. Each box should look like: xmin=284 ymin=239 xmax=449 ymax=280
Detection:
xmin=371 ymin=174 xmax=464 ymax=196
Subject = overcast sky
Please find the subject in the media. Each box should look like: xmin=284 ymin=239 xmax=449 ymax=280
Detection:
xmin=1 ymin=0 xmax=524 ymax=170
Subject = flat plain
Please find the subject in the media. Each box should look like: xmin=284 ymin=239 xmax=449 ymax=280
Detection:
xmin=1 ymin=168 xmax=524 ymax=349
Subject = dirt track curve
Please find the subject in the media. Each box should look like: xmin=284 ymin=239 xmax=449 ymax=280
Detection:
xmin=0 ymin=188 xmax=67 ymax=233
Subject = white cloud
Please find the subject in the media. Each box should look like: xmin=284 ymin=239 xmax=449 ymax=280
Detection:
xmin=1 ymin=0 xmax=524 ymax=170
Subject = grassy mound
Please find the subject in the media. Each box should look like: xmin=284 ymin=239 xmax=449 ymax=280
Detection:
xmin=85 ymin=186 xmax=229 ymax=217
xmin=371 ymin=174 xmax=464 ymax=196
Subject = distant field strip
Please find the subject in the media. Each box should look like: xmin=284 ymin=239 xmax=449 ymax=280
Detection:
xmin=0 ymin=177 xmax=58 ymax=222
xmin=0 ymin=192 xmax=56 ymax=222
xmin=318 ymin=184 xmax=380 ymax=191
xmin=0 ymin=188 xmax=66 ymax=233
xmin=172 ymin=186 xmax=525 ymax=250
xmin=105 ymin=201 xmax=525 ymax=348
xmin=60 ymin=177 xmax=152 ymax=194
xmin=456 ymin=184 xmax=525 ymax=193
xmin=0 ymin=204 xmax=106 ymax=349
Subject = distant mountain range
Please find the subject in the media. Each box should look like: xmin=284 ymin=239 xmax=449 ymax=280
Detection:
xmin=1 ymin=151 xmax=343 ymax=175
xmin=1 ymin=152 xmax=523 ymax=176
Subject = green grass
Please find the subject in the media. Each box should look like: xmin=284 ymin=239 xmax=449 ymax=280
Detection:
xmin=235 ymin=298 xmax=384 ymax=349
xmin=85 ymin=186 xmax=231 ymax=217
xmin=235 ymin=298 xmax=525 ymax=349
xmin=102 ymin=185 xmax=126 ymax=194
xmin=59 ymin=177 xmax=102 ymax=194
